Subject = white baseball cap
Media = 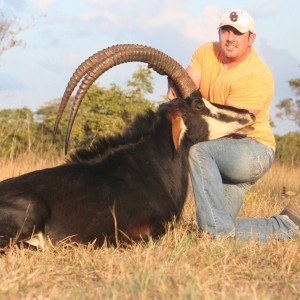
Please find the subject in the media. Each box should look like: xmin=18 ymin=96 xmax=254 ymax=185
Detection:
xmin=219 ymin=9 xmax=255 ymax=33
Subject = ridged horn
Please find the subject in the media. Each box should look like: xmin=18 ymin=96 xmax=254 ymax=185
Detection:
xmin=53 ymin=44 xmax=138 ymax=139
xmin=57 ymin=44 xmax=199 ymax=153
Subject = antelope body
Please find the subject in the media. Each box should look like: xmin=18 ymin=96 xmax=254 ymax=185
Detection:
xmin=0 ymin=45 xmax=255 ymax=248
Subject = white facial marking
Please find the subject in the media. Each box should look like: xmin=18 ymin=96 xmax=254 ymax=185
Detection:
xmin=203 ymin=117 xmax=249 ymax=140
xmin=201 ymin=98 xmax=255 ymax=140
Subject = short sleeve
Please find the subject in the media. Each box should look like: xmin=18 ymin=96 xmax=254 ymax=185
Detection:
xmin=189 ymin=42 xmax=215 ymax=75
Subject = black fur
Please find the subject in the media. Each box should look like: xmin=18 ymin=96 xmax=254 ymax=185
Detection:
xmin=0 ymin=95 xmax=210 ymax=247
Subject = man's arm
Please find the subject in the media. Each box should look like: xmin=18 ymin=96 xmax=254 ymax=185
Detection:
xmin=186 ymin=65 xmax=201 ymax=88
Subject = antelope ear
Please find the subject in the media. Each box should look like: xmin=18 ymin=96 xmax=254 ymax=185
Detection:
xmin=168 ymin=110 xmax=186 ymax=151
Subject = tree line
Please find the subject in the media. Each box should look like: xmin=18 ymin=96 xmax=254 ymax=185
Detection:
xmin=0 ymin=64 xmax=299 ymax=165
xmin=0 ymin=66 xmax=157 ymax=159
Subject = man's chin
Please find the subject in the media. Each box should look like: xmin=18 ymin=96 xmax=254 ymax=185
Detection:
xmin=223 ymin=51 xmax=237 ymax=58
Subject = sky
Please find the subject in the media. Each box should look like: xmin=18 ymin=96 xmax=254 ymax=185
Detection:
xmin=0 ymin=0 xmax=299 ymax=135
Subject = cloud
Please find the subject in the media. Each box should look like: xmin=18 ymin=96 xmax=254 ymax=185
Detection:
xmin=246 ymin=0 xmax=291 ymax=18
xmin=85 ymin=0 xmax=131 ymax=3
xmin=31 ymin=0 xmax=57 ymax=12
xmin=182 ymin=6 xmax=221 ymax=43
xmin=79 ymin=11 xmax=119 ymax=24
xmin=1 ymin=0 xmax=27 ymax=12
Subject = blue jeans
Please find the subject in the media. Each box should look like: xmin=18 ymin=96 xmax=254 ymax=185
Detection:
xmin=189 ymin=137 xmax=299 ymax=242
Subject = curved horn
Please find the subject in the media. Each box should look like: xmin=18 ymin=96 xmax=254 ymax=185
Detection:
xmin=60 ymin=44 xmax=199 ymax=153
xmin=53 ymin=44 xmax=138 ymax=139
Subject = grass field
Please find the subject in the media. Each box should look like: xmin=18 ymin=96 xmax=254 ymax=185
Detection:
xmin=0 ymin=153 xmax=299 ymax=299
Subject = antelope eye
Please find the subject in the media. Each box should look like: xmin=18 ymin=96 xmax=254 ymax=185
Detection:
xmin=195 ymin=102 xmax=204 ymax=110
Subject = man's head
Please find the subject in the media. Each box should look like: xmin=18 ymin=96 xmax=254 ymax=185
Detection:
xmin=219 ymin=9 xmax=255 ymax=34
xmin=218 ymin=9 xmax=256 ymax=66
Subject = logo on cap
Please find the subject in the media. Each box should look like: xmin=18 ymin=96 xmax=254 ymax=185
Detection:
xmin=229 ymin=12 xmax=238 ymax=22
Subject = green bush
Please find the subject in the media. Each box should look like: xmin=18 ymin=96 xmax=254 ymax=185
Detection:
xmin=275 ymin=132 xmax=300 ymax=165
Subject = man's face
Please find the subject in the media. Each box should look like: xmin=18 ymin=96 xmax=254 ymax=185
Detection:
xmin=219 ymin=25 xmax=256 ymax=63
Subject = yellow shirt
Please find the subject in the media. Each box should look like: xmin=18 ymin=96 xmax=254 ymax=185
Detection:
xmin=190 ymin=42 xmax=276 ymax=149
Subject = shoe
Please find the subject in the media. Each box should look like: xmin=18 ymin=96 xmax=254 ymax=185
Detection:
xmin=280 ymin=200 xmax=300 ymax=226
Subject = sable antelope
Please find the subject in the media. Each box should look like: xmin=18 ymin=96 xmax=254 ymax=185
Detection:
xmin=0 ymin=44 xmax=255 ymax=249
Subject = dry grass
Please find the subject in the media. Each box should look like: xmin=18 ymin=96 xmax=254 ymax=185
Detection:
xmin=0 ymin=154 xmax=299 ymax=300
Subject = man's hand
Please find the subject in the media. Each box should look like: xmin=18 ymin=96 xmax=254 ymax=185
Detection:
xmin=167 ymin=77 xmax=178 ymax=100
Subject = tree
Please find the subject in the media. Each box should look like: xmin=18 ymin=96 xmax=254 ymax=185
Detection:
xmin=0 ymin=12 xmax=36 ymax=55
xmin=126 ymin=65 xmax=154 ymax=100
xmin=0 ymin=107 xmax=36 ymax=158
xmin=0 ymin=13 xmax=28 ymax=56
xmin=36 ymin=65 xmax=156 ymax=150
xmin=275 ymin=132 xmax=300 ymax=166
xmin=276 ymin=71 xmax=300 ymax=127
xmin=0 ymin=66 xmax=156 ymax=157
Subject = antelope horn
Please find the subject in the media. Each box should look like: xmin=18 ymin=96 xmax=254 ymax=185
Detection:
xmin=58 ymin=44 xmax=199 ymax=153
xmin=53 ymin=44 xmax=142 ymax=139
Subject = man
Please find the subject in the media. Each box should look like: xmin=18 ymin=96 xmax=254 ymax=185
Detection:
xmin=170 ymin=9 xmax=299 ymax=242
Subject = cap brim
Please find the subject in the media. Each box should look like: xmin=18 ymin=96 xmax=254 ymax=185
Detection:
xmin=219 ymin=24 xmax=249 ymax=34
